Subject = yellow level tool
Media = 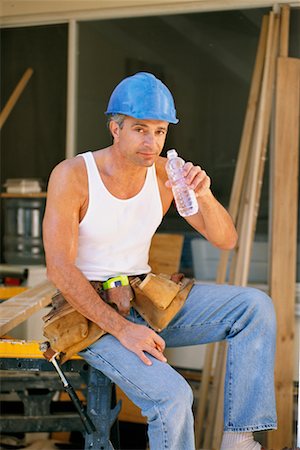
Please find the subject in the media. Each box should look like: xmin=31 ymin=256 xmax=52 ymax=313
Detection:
xmin=0 ymin=286 xmax=28 ymax=299
xmin=0 ymin=339 xmax=81 ymax=359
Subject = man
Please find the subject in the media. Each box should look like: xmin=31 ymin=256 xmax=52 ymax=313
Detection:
xmin=43 ymin=72 xmax=276 ymax=450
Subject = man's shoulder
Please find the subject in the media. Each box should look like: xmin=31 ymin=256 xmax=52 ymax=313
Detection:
xmin=47 ymin=154 xmax=88 ymax=200
xmin=51 ymin=154 xmax=86 ymax=180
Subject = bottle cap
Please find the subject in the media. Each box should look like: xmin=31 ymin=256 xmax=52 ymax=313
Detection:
xmin=167 ymin=149 xmax=178 ymax=159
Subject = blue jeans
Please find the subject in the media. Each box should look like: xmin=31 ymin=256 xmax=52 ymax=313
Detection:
xmin=79 ymin=283 xmax=277 ymax=450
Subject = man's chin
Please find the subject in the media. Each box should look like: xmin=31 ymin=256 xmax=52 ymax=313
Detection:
xmin=136 ymin=154 xmax=157 ymax=166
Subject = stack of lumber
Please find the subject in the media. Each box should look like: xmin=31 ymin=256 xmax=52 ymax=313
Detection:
xmin=195 ymin=6 xmax=300 ymax=450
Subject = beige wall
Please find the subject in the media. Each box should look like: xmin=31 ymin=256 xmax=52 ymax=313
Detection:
xmin=1 ymin=0 xmax=299 ymax=26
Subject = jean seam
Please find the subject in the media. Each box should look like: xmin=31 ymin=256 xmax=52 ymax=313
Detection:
xmin=85 ymin=347 xmax=169 ymax=448
xmin=166 ymin=319 xmax=233 ymax=331
xmin=227 ymin=341 xmax=233 ymax=425
xmin=224 ymin=423 xmax=277 ymax=432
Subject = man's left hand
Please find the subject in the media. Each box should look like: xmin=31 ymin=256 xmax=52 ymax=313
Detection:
xmin=165 ymin=161 xmax=211 ymax=198
xmin=182 ymin=162 xmax=211 ymax=198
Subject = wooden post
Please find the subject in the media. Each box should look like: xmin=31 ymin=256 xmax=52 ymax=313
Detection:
xmin=0 ymin=68 xmax=33 ymax=129
xmin=267 ymin=56 xmax=300 ymax=450
xmin=203 ymin=342 xmax=227 ymax=449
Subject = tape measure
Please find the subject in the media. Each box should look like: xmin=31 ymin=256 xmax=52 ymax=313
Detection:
xmin=102 ymin=275 xmax=129 ymax=290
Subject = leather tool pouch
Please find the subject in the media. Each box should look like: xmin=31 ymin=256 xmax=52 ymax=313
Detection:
xmin=42 ymin=275 xmax=193 ymax=363
xmin=101 ymin=285 xmax=134 ymax=316
xmin=42 ymin=282 xmax=107 ymax=364
xmin=130 ymin=273 xmax=194 ymax=332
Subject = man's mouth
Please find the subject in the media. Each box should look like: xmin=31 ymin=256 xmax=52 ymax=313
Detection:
xmin=138 ymin=151 xmax=156 ymax=157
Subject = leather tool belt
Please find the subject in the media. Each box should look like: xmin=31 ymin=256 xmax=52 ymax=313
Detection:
xmin=42 ymin=273 xmax=194 ymax=364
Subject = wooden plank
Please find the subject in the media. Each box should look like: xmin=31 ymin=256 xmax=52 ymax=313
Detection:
xmin=252 ymin=13 xmax=280 ymax=228
xmin=279 ymin=4 xmax=290 ymax=57
xmin=116 ymin=386 xmax=147 ymax=424
xmin=194 ymin=340 xmax=215 ymax=447
xmin=203 ymin=342 xmax=226 ymax=449
xmin=234 ymin=11 xmax=278 ymax=285
xmin=224 ymin=14 xmax=269 ymax=226
xmin=148 ymin=233 xmax=184 ymax=275
xmin=0 ymin=280 xmax=56 ymax=337
xmin=267 ymin=56 xmax=300 ymax=450
xmin=0 ymin=68 xmax=33 ymax=129
xmin=216 ymin=14 xmax=269 ymax=283
xmin=211 ymin=346 xmax=227 ymax=450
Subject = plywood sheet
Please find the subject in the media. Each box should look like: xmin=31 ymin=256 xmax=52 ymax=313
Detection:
xmin=148 ymin=233 xmax=184 ymax=275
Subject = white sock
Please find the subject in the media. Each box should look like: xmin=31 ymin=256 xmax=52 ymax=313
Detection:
xmin=220 ymin=432 xmax=262 ymax=450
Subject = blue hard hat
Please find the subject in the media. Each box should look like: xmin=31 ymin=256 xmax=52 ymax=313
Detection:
xmin=105 ymin=72 xmax=179 ymax=124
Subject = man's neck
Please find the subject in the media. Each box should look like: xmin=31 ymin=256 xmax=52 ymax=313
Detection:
xmin=93 ymin=147 xmax=149 ymax=200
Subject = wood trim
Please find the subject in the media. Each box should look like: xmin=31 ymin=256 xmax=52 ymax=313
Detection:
xmin=0 ymin=193 xmax=47 ymax=198
xmin=1 ymin=0 xmax=299 ymax=27
xmin=65 ymin=20 xmax=78 ymax=159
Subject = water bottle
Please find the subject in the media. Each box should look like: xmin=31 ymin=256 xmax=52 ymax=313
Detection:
xmin=166 ymin=149 xmax=198 ymax=217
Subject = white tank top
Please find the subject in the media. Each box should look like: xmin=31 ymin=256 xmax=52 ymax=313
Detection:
xmin=75 ymin=151 xmax=163 ymax=281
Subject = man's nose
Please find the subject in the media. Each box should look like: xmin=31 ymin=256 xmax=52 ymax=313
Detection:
xmin=144 ymin=133 xmax=155 ymax=146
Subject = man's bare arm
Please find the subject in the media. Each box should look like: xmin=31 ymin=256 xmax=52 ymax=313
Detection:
xmin=182 ymin=162 xmax=237 ymax=249
xmin=157 ymin=157 xmax=237 ymax=250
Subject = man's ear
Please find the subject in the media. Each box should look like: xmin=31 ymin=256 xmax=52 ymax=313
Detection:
xmin=109 ymin=121 xmax=120 ymax=142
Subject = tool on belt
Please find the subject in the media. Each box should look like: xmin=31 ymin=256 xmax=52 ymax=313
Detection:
xmin=39 ymin=341 xmax=96 ymax=434
xmin=42 ymin=273 xmax=194 ymax=364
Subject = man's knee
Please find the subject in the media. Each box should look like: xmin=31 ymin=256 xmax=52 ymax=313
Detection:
xmin=174 ymin=374 xmax=194 ymax=409
xmin=240 ymin=287 xmax=276 ymax=331
xmin=161 ymin=370 xmax=193 ymax=409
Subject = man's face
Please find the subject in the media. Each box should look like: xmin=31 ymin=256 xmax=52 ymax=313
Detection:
xmin=112 ymin=116 xmax=169 ymax=167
